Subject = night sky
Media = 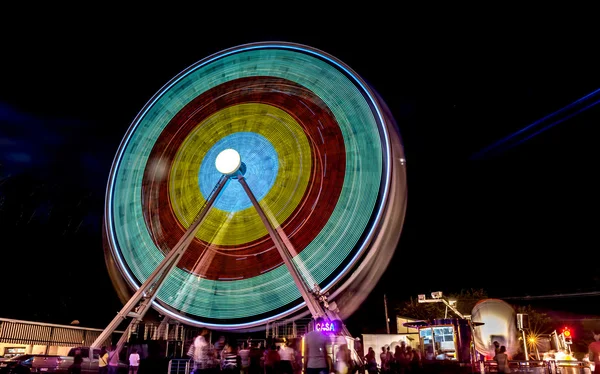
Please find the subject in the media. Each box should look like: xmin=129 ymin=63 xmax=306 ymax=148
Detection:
xmin=1 ymin=10 xmax=598 ymax=336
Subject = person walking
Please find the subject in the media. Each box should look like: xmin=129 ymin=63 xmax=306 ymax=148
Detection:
xmin=304 ymin=317 xmax=330 ymax=374
xmin=189 ymin=328 xmax=218 ymax=374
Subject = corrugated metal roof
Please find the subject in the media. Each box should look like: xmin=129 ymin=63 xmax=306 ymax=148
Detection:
xmin=0 ymin=318 xmax=124 ymax=347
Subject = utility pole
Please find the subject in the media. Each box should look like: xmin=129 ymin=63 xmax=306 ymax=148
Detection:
xmin=384 ymin=294 xmax=390 ymax=334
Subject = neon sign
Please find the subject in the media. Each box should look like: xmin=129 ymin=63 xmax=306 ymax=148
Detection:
xmin=316 ymin=322 xmax=335 ymax=332
xmin=316 ymin=319 xmax=340 ymax=332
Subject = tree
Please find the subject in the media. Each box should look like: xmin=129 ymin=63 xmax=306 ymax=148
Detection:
xmin=513 ymin=305 xmax=553 ymax=335
xmin=581 ymin=319 xmax=600 ymax=343
xmin=396 ymin=296 xmax=442 ymax=321
xmin=447 ymin=289 xmax=489 ymax=317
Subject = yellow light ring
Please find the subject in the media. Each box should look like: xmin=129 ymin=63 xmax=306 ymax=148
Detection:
xmin=169 ymin=103 xmax=312 ymax=246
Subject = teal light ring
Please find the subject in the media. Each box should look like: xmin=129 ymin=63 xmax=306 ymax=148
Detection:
xmin=104 ymin=42 xmax=394 ymax=329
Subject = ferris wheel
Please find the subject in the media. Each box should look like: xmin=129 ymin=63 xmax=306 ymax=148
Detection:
xmin=99 ymin=42 xmax=407 ymax=336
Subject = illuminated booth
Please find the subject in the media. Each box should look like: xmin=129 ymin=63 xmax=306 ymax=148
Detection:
xmin=404 ymin=318 xmax=484 ymax=370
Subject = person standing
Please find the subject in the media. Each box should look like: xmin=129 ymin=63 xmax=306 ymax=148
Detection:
xmin=304 ymin=317 xmax=330 ymax=374
xmin=589 ymin=332 xmax=600 ymax=374
xmin=108 ymin=345 xmax=120 ymax=374
xmin=68 ymin=353 xmax=83 ymax=374
xmin=493 ymin=341 xmax=501 ymax=357
xmin=379 ymin=347 xmax=388 ymax=374
xmin=335 ymin=344 xmax=351 ymax=374
xmin=128 ymin=348 xmax=140 ymax=374
xmin=494 ymin=346 xmax=510 ymax=374
xmin=365 ymin=348 xmax=377 ymax=374
xmin=238 ymin=342 xmax=251 ymax=374
xmin=220 ymin=340 xmax=240 ymax=374
xmin=98 ymin=347 xmax=109 ymax=374
xmin=264 ymin=344 xmax=281 ymax=374
xmin=353 ymin=339 xmax=365 ymax=374
xmin=278 ymin=342 xmax=295 ymax=374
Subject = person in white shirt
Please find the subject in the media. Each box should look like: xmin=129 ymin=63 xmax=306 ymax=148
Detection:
xmin=128 ymin=348 xmax=140 ymax=374
xmin=494 ymin=346 xmax=510 ymax=374
xmin=238 ymin=342 xmax=251 ymax=374
xmin=188 ymin=329 xmax=217 ymax=374
xmin=278 ymin=342 xmax=295 ymax=374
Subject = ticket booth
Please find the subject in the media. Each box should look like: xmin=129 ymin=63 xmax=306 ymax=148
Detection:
xmin=404 ymin=318 xmax=484 ymax=367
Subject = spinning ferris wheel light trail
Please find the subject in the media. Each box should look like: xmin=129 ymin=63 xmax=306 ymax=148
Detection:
xmin=97 ymin=42 xmax=407 ymax=349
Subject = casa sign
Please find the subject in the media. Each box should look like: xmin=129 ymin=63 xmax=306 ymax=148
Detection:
xmin=316 ymin=319 xmax=341 ymax=333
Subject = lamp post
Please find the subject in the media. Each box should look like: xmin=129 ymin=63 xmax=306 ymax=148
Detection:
xmin=417 ymin=292 xmax=469 ymax=319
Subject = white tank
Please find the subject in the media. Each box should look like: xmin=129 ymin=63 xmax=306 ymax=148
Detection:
xmin=471 ymin=298 xmax=518 ymax=359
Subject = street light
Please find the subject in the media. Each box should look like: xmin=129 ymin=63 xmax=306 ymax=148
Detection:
xmin=431 ymin=291 xmax=443 ymax=299
xmin=417 ymin=292 xmax=467 ymax=319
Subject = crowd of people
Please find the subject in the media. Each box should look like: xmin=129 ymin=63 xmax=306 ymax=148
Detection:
xmin=364 ymin=341 xmax=423 ymax=374
xmin=78 ymin=324 xmax=600 ymax=374
xmin=186 ymin=317 xmax=366 ymax=374
xmin=187 ymin=320 xmax=456 ymax=374
xmin=67 ymin=346 xmax=148 ymax=374
xmin=187 ymin=328 xmax=303 ymax=374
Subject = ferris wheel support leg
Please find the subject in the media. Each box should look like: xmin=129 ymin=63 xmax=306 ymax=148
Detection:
xmin=92 ymin=175 xmax=230 ymax=351
xmin=236 ymin=174 xmax=326 ymax=319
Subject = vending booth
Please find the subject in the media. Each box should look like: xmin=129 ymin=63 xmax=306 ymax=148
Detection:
xmin=404 ymin=317 xmax=484 ymax=373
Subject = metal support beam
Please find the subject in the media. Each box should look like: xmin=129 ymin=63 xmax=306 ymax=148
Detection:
xmin=417 ymin=293 xmax=467 ymax=319
xmin=236 ymin=174 xmax=326 ymax=319
xmin=96 ymin=147 xmax=344 ymax=362
xmin=91 ymin=175 xmax=230 ymax=352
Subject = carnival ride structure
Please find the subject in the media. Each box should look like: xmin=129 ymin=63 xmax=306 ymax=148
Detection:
xmin=92 ymin=42 xmax=407 ymax=352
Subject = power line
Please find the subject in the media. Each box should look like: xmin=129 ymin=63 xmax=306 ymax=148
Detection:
xmin=500 ymin=291 xmax=600 ymax=300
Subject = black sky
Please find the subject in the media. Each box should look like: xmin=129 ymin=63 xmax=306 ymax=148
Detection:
xmin=1 ymin=10 xmax=599 ymax=335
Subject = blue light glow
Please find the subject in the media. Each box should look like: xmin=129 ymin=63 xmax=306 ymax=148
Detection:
xmin=199 ymin=133 xmax=278 ymax=212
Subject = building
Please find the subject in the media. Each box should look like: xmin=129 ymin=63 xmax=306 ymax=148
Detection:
xmin=0 ymin=317 xmax=124 ymax=357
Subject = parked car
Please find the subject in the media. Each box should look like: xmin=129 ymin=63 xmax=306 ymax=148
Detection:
xmin=0 ymin=354 xmax=58 ymax=374
xmin=30 ymin=347 xmax=128 ymax=374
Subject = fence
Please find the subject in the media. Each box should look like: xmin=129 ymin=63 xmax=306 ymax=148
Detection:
xmin=168 ymin=358 xmax=192 ymax=374
xmin=0 ymin=317 xmax=124 ymax=355
xmin=483 ymin=359 xmax=593 ymax=373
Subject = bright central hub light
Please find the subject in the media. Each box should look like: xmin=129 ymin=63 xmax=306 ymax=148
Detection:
xmin=215 ymin=148 xmax=241 ymax=175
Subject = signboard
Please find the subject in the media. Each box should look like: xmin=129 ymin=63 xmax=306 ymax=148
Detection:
xmin=316 ymin=319 xmax=341 ymax=333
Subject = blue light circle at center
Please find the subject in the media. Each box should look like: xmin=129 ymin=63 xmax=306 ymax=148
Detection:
xmin=199 ymin=132 xmax=279 ymax=212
